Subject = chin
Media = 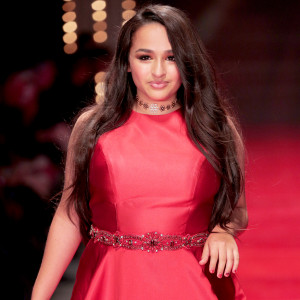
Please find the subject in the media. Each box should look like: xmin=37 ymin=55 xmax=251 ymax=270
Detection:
xmin=147 ymin=94 xmax=175 ymax=102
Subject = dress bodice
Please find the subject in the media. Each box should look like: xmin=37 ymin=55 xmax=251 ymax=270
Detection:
xmin=72 ymin=109 xmax=246 ymax=300
xmin=89 ymin=109 xmax=219 ymax=235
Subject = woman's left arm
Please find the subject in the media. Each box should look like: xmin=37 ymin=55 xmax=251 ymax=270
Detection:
xmin=199 ymin=199 xmax=248 ymax=278
xmin=199 ymin=117 xmax=248 ymax=278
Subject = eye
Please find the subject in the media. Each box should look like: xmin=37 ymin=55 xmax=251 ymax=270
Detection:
xmin=138 ymin=55 xmax=151 ymax=61
xmin=166 ymin=55 xmax=176 ymax=61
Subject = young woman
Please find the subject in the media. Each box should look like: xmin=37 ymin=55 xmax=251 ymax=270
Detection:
xmin=32 ymin=4 xmax=248 ymax=300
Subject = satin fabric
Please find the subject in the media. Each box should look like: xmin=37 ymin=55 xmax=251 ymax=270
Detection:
xmin=71 ymin=109 xmax=246 ymax=299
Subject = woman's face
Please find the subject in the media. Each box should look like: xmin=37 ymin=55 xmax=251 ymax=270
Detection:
xmin=128 ymin=22 xmax=182 ymax=103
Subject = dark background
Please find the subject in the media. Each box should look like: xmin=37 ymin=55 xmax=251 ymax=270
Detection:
xmin=2 ymin=0 xmax=299 ymax=125
xmin=1 ymin=1 xmax=299 ymax=299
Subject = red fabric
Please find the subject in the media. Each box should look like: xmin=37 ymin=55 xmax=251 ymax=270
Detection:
xmin=71 ymin=109 xmax=246 ymax=299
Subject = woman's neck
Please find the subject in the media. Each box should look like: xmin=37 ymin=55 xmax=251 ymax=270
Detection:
xmin=133 ymin=96 xmax=181 ymax=115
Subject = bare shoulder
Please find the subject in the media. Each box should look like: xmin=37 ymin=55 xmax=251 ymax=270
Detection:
xmin=67 ymin=106 xmax=97 ymax=148
xmin=73 ymin=107 xmax=95 ymax=130
xmin=71 ymin=106 xmax=98 ymax=135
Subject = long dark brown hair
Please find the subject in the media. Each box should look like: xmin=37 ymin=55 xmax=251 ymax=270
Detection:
xmin=66 ymin=4 xmax=244 ymax=243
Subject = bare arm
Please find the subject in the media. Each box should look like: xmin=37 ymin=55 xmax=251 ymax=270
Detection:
xmin=31 ymin=111 xmax=92 ymax=300
xmin=199 ymin=117 xmax=248 ymax=277
xmin=31 ymin=206 xmax=81 ymax=300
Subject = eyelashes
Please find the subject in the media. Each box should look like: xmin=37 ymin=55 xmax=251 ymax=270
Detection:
xmin=137 ymin=55 xmax=176 ymax=61
xmin=167 ymin=56 xmax=176 ymax=61
xmin=138 ymin=55 xmax=151 ymax=61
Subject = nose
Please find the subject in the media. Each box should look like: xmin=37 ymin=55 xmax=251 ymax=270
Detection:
xmin=152 ymin=59 xmax=166 ymax=78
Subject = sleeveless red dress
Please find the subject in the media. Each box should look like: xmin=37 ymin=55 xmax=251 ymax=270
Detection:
xmin=70 ymin=108 xmax=246 ymax=299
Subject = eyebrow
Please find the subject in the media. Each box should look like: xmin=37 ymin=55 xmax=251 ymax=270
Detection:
xmin=135 ymin=48 xmax=173 ymax=53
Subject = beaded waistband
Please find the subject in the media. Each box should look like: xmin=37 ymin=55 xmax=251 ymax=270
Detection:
xmin=89 ymin=225 xmax=208 ymax=253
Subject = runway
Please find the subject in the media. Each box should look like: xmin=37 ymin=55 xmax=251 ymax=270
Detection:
xmin=238 ymin=125 xmax=300 ymax=299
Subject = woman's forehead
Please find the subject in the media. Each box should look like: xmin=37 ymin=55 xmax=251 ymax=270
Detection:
xmin=130 ymin=23 xmax=172 ymax=51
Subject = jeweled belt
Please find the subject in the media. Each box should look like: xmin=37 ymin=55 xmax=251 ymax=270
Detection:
xmin=89 ymin=225 xmax=208 ymax=253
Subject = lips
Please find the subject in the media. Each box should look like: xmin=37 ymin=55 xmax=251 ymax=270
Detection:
xmin=150 ymin=81 xmax=168 ymax=89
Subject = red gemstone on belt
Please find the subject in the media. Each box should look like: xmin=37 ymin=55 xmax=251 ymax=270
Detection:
xmin=89 ymin=225 xmax=208 ymax=253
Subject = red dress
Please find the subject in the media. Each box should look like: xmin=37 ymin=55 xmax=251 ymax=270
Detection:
xmin=70 ymin=109 xmax=246 ymax=299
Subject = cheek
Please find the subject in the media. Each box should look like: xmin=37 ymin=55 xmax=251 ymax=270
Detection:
xmin=131 ymin=64 xmax=148 ymax=83
xmin=172 ymin=68 xmax=182 ymax=86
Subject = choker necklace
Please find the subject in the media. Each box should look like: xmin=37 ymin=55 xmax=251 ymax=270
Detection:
xmin=136 ymin=95 xmax=177 ymax=114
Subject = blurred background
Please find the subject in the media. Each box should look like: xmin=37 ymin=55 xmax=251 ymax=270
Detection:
xmin=0 ymin=0 xmax=299 ymax=299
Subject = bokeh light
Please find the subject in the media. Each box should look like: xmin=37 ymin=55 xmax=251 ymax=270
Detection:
xmin=62 ymin=0 xmax=78 ymax=54
xmin=91 ymin=0 xmax=107 ymax=43
xmin=121 ymin=0 xmax=136 ymax=24
xmin=93 ymin=31 xmax=108 ymax=43
xmin=93 ymin=21 xmax=107 ymax=32
xmin=91 ymin=0 xmax=106 ymax=11
xmin=94 ymin=72 xmax=106 ymax=103
xmin=62 ymin=21 xmax=77 ymax=33
xmin=92 ymin=11 xmax=107 ymax=22
xmin=122 ymin=0 xmax=136 ymax=10
xmin=63 ymin=43 xmax=78 ymax=54
xmin=62 ymin=1 xmax=76 ymax=12
xmin=62 ymin=11 xmax=76 ymax=23
xmin=63 ymin=32 xmax=77 ymax=44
